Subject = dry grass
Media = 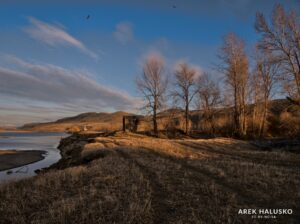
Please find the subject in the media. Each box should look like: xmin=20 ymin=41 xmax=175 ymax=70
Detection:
xmin=0 ymin=132 xmax=299 ymax=223
xmin=0 ymin=154 xmax=152 ymax=224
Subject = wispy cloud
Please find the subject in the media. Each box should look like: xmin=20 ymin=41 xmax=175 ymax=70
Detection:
xmin=24 ymin=17 xmax=99 ymax=60
xmin=114 ymin=22 xmax=134 ymax=44
xmin=0 ymin=56 xmax=141 ymax=117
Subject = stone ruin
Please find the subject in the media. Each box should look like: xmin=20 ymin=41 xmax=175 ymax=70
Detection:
xmin=122 ymin=115 xmax=142 ymax=132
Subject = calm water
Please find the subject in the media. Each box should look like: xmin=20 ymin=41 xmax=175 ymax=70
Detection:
xmin=0 ymin=132 xmax=67 ymax=183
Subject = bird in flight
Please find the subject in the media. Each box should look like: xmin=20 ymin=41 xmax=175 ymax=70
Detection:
xmin=86 ymin=15 xmax=90 ymax=20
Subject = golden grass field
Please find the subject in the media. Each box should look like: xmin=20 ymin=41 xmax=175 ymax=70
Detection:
xmin=0 ymin=132 xmax=299 ymax=223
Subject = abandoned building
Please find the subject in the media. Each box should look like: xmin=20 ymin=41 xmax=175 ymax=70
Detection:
xmin=122 ymin=115 xmax=143 ymax=132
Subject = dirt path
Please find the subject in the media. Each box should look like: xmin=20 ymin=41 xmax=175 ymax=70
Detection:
xmin=115 ymin=142 xmax=299 ymax=222
xmin=116 ymin=148 xmax=174 ymax=224
xmin=178 ymin=141 xmax=300 ymax=169
xmin=133 ymin=147 xmax=256 ymax=206
xmin=115 ymin=147 xmax=247 ymax=223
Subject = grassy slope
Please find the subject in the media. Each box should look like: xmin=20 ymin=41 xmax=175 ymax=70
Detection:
xmin=0 ymin=132 xmax=299 ymax=223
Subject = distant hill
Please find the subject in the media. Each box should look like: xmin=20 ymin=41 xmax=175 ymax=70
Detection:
xmin=55 ymin=111 xmax=132 ymax=123
xmin=20 ymin=99 xmax=299 ymax=135
xmin=0 ymin=127 xmax=20 ymax=132
xmin=21 ymin=111 xmax=133 ymax=132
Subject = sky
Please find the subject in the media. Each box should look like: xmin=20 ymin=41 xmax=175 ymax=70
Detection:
xmin=0 ymin=0 xmax=299 ymax=127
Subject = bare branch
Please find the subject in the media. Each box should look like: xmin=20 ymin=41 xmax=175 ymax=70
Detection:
xmin=136 ymin=53 xmax=168 ymax=135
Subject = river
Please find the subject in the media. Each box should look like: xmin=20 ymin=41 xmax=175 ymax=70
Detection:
xmin=0 ymin=132 xmax=66 ymax=183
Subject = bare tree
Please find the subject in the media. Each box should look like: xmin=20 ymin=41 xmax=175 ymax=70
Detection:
xmin=136 ymin=54 xmax=168 ymax=136
xmin=254 ymin=49 xmax=279 ymax=137
xmin=255 ymin=4 xmax=300 ymax=105
xmin=173 ymin=62 xmax=199 ymax=134
xmin=197 ymin=73 xmax=221 ymax=135
xmin=249 ymin=67 xmax=260 ymax=135
xmin=219 ymin=33 xmax=249 ymax=136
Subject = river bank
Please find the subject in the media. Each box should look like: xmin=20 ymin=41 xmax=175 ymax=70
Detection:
xmin=0 ymin=132 xmax=65 ymax=181
xmin=0 ymin=150 xmax=45 ymax=171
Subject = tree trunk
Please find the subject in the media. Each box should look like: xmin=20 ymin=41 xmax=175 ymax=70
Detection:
xmin=259 ymin=100 xmax=268 ymax=138
xmin=185 ymin=104 xmax=189 ymax=135
xmin=234 ymin=85 xmax=239 ymax=135
xmin=209 ymin=112 xmax=215 ymax=135
xmin=252 ymin=102 xmax=257 ymax=136
xmin=153 ymin=111 xmax=158 ymax=137
xmin=241 ymin=104 xmax=247 ymax=136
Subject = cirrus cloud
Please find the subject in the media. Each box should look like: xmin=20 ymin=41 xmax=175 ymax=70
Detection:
xmin=24 ymin=17 xmax=99 ymax=60
xmin=0 ymin=56 xmax=141 ymax=115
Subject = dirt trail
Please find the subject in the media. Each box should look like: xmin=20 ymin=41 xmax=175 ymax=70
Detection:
xmin=117 ymin=138 xmax=298 ymax=222
xmin=116 ymin=148 xmax=174 ymax=224
xmin=178 ymin=141 xmax=300 ymax=169
xmin=115 ymin=147 xmax=246 ymax=223
xmin=129 ymin=147 xmax=257 ymax=207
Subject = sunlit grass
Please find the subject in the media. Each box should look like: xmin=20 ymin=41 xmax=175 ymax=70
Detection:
xmin=0 ymin=132 xmax=299 ymax=223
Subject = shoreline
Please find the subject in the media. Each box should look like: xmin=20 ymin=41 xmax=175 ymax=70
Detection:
xmin=0 ymin=150 xmax=46 ymax=172
xmin=0 ymin=130 xmax=32 ymax=133
xmin=48 ymin=132 xmax=300 ymax=172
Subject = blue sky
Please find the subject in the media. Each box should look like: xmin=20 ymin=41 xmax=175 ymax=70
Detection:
xmin=0 ymin=0 xmax=299 ymax=126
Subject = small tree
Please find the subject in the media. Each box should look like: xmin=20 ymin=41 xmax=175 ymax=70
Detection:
xmin=136 ymin=54 xmax=168 ymax=136
xmin=173 ymin=62 xmax=199 ymax=134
